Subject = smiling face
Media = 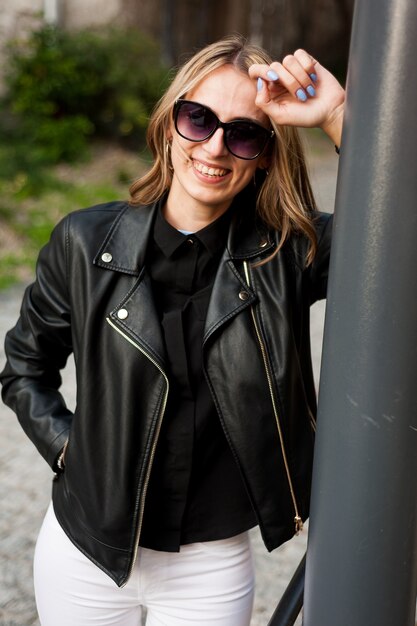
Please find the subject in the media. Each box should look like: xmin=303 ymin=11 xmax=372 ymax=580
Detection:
xmin=164 ymin=65 xmax=271 ymax=230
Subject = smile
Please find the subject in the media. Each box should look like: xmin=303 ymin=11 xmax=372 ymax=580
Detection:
xmin=193 ymin=160 xmax=229 ymax=178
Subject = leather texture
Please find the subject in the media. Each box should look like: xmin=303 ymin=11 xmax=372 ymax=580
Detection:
xmin=0 ymin=198 xmax=332 ymax=586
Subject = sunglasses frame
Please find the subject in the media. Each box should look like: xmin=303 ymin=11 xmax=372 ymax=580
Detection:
xmin=173 ymin=99 xmax=275 ymax=160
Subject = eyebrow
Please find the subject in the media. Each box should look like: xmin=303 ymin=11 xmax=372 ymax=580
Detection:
xmin=226 ymin=114 xmax=272 ymax=132
xmin=186 ymin=100 xmax=268 ymax=128
xmin=232 ymin=115 xmax=263 ymax=125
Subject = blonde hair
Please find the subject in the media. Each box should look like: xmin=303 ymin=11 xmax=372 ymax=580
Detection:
xmin=129 ymin=34 xmax=318 ymax=264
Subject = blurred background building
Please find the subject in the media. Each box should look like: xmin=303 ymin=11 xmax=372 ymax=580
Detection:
xmin=1 ymin=0 xmax=354 ymax=77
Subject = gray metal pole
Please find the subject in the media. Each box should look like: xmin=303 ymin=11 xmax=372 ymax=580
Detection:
xmin=267 ymin=555 xmax=305 ymax=626
xmin=303 ymin=0 xmax=417 ymax=624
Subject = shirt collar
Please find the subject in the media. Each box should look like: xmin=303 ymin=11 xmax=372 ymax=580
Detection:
xmin=153 ymin=204 xmax=233 ymax=260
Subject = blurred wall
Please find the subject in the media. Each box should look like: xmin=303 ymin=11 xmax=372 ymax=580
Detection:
xmin=0 ymin=0 xmax=43 ymax=49
xmin=0 ymin=0 xmax=122 ymax=35
xmin=0 ymin=0 xmax=121 ymax=93
xmin=0 ymin=0 xmax=353 ymax=93
xmin=61 ymin=0 xmax=121 ymax=28
xmin=153 ymin=0 xmax=353 ymax=76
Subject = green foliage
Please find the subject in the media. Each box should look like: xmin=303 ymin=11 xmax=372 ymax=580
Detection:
xmin=0 ymin=255 xmax=33 ymax=290
xmin=0 ymin=23 xmax=165 ymax=289
xmin=0 ymin=170 xmax=133 ymax=290
xmin=1 ymin=23 xmax=169 ymax=167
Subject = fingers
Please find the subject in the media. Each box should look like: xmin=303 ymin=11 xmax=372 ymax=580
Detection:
xmin=283 ymin=50 xmax=317 ymax=98
xmin=249 ymin=49 xmax=318 ymax=103
xmin=250 ymin=51 xmax=345 ymax=132
xmin=293 ymin=49 xmax=317 ymax=80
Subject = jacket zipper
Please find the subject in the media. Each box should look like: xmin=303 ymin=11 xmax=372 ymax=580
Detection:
xmin=308 ymin=406 xmax=317 ymax=432
xmin=106 ymin=317 xmax=169 ymax=585
xmin=243 ymin=262 xmax=303 ymax=535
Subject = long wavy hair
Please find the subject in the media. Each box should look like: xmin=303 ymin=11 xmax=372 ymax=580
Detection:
xmin=129 ymin=34 xmax=318 ymax=264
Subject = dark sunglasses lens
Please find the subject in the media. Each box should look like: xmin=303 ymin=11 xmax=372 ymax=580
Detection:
xmin=175 ymin=101 xmax=271 ymax=159
xmin=176 ymin=102 xmax=217 ymax=141
xmin=226 ymin=122 xmax=268 ymax=159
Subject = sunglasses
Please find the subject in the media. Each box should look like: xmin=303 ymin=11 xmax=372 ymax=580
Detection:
xmin=173 ymin=99 xmax=274 ymax=160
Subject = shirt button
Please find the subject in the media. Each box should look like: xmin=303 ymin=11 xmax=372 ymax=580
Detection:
xmin=117 ymin=308 xmax=129 ymax=320
xmin=259 ymin=239 xmax=269 ymax=248
xmin=186 ymin=238 xmax=194 ymax=245
xmin=101 ymin=252 xmax=113 ymax=263
xmin=239 ymin=290 xmax=249 ymax=301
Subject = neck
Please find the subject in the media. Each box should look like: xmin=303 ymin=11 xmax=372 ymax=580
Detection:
xmin=163 ymin=196 xmax=230 ymax=232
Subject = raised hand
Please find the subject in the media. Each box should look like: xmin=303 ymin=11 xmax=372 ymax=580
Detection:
xmin=248 ymin=49 xmax=345 ymax=147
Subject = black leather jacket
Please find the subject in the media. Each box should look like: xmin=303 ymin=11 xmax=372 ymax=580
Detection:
xmin=0 ymin=199 xmax=332 ymax=587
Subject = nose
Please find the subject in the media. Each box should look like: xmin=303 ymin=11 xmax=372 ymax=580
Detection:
xmin=203 ymin=128 xmax=228 ymax=157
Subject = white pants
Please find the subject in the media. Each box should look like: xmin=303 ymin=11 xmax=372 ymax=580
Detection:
xmin=34 ymin=503 xmax=255 ymax=626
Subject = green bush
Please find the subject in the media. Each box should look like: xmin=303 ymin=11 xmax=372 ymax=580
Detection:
xmin=1 ymin=23 xmax=170 ymax=165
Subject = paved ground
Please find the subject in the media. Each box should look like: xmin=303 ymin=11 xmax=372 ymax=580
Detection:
xmin=0 ymin=139 xmax=338 ymax=626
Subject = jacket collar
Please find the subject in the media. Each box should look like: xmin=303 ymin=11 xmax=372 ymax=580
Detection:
xmin=93 ymin=202 xmax=157 ymax=275
xmin=93 ymin=192 xmax=276 ymax=275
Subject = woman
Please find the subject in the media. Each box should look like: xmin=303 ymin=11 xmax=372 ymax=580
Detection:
xmin=0 ymin=35 xmax=344 ymax=626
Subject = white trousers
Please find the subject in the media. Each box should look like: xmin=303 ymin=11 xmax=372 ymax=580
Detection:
xmin=34 ymin=503 xmax=255 ymax=626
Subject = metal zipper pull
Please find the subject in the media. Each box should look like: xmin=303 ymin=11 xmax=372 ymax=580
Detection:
xmin=295 ymin=515 xmax=304 ymax=534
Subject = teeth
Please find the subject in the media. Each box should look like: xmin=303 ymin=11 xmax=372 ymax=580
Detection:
xmin=193 ymin=161 xmax=228 ymax=177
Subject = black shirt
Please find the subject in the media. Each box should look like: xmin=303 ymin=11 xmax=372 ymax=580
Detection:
xmin=139 ymin=206 xmax=257 ymax=551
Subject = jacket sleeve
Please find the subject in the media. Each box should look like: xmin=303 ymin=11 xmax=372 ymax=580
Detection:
xmin=308 ymin=212 xmax=333 ymax=303
xmin=0 ymin=215 xmax=74 ymax=469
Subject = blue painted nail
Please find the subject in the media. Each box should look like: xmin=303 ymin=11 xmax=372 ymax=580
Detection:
xmin=296 ymin=88 xmax=308 ymax=102
xmin=310 ymin=72 xmax=318 ymax=83
xmin=257 ymin=77 xmax=263 ymax=92
xmin=306 ymin=85 xmax=316 ymax=97
xmin=267 ymin=69 xmax=279 ymax=81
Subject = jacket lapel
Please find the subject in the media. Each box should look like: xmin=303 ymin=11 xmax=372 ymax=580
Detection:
xmin=93 ymin=196 xmax=277 ymax=359
xmin=93 ymin=203 xmax=156 ymax=275
xmin=94 ymin=202 xmax=167 ymax=369
xmin=204 ymin=207 xmax=276 ymax=343
xmin=108 ymin=271 xmax=166 ymax=369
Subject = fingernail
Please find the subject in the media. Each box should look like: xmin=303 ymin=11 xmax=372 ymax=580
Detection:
xmin=257 ymin=77 xmax=263 ymax=92
xmin=306 ymin=85 xmax=316 ymax=97
xmin=266 ymin=69 xmax=279 ymax=81
xmin=296 ymin=88 xmax=307 ymax=102
xmin=310 ymin=72 xmax=318 ymax=83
